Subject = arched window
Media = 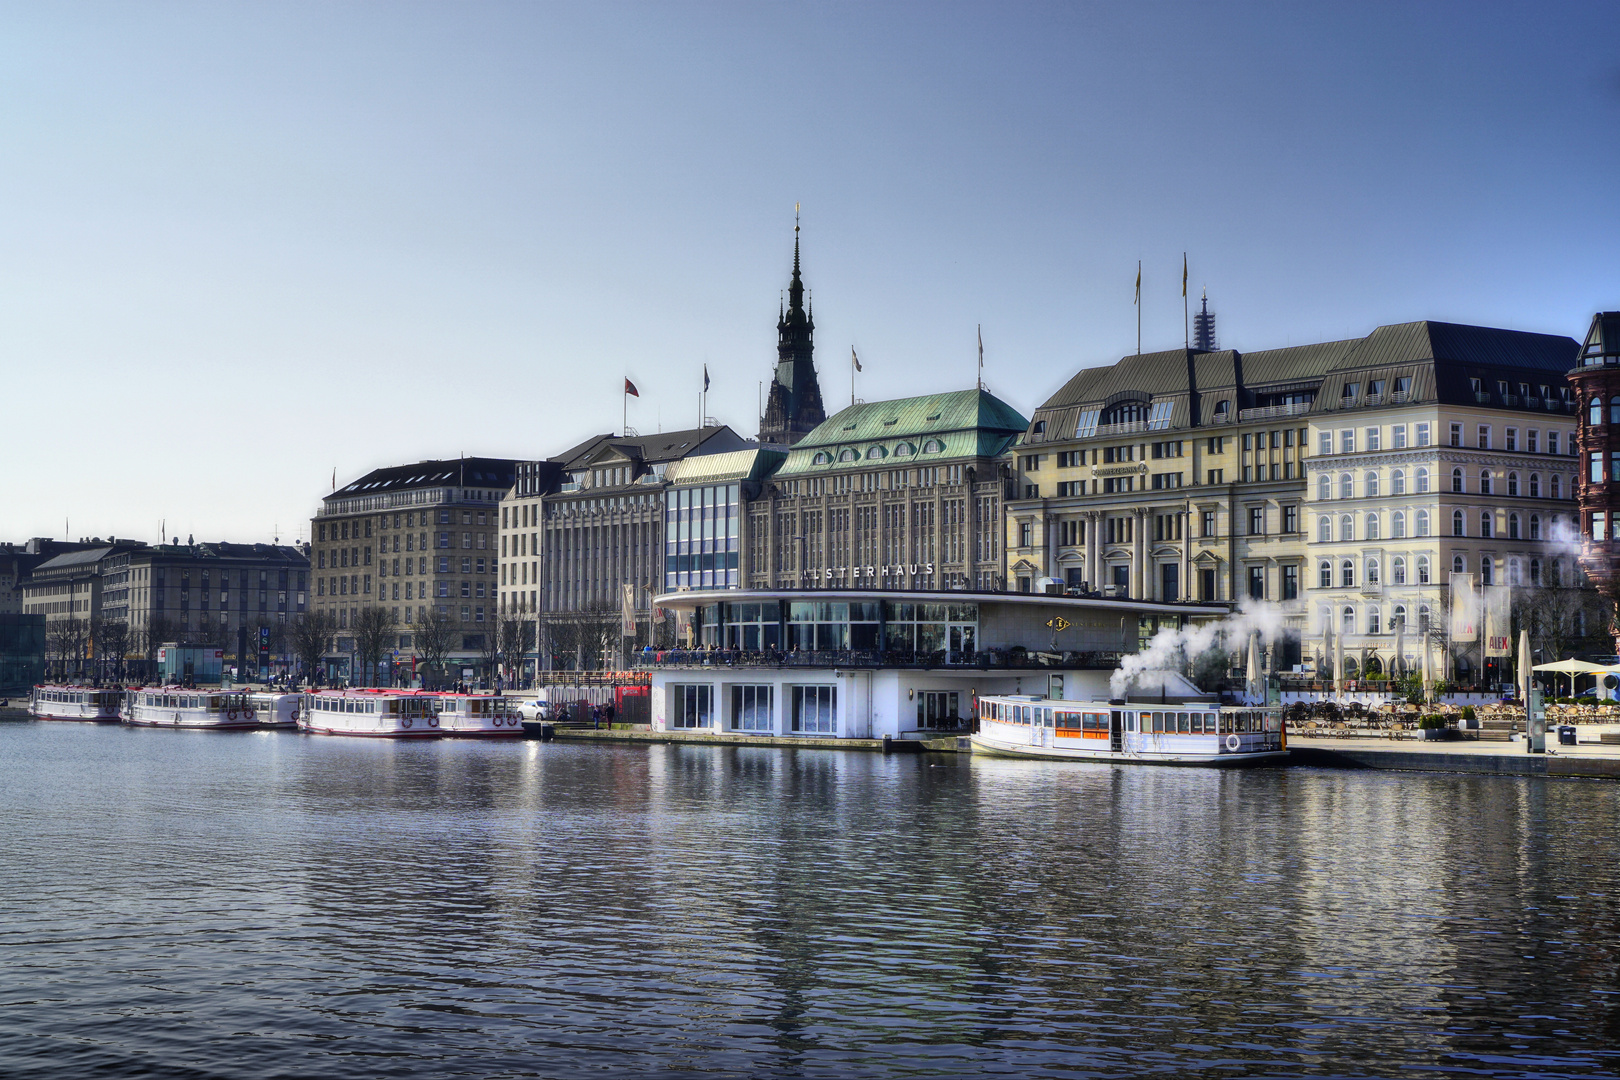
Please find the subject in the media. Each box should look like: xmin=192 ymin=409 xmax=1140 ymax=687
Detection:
xmin=1340 ymin=473 xmax=1354 ymax=499
xmin=865 ymin=446 xmax=887 ymax=460
xmin=1452 ymin=509 xmax=1465 ymax=536
xmin=1318 ymin=474 xmax=1332 ymax=500
xmin=1480 ymin=556 xmax=1494 ymax=585
xmin=1530 ymin=558 xmax=1542 ymax=585
xmin=1365 ymin=471 xmax=1380 ymax=497
xmin=1419 ymin=602 xmax=1432 ymax=629
xmin=1342 ymin=605 xmax=1355 ymax=634
xmin=1319 ymin=560 xmax=1332 ymax=588
xmin=1551 ymin=557 xmax=1562 ymax=587
xmin=1452 ymin=554 xmax=1465 ymax=574
xmin=1480 ymin=470 xmax=1493 ymax=495
xmin=1367 ymin=604 xmax=1381 ymax=634
xmin=1393 ymin=555 xmax=1407 ymax=584
xmin=1452 ymin=468 xmax=1464 ymax=493
xmin=1530 ymin=514 xmax=1541 ymax=540
xmin=1417 ymin=555 xmax=1431 ymax=584
xmin=1340 ymin=514 xmax=1354 ymax=541
xmin=812 ymin=451 xmax=832 ymax=465
xmin=1318 ymin=516 xmax=1331 ymax=543
xmin=1366 ymin=512 xmax=1380 ymax=540
xmin=1417 ymin=467 xmax=1430 ymax=493
xmin=1529 ymin=473 xmax=1540 ymax=498
xmin=1366 ymin=557 xmax=1380 ymax=584
xmin=1394 ymin=604 xmax=1407 ymax=627
xmin=921 ymin=439 xmax=945 ymax=453
xmin=893 ymin=443 xmax=915 ymax=458
xmin=1392 ymin=510 xmax=1406 ymax=538
xmin=1392 ymin=468 xmax=1406 ymax=494
xmin=1591 ymin=397 xmax=1602 ymax=424
xmin=1480 ymin=512 xmax=1493 ymax=538
xmin=1507 ymin=472 xmax=1519 ymax=497
xmin=1341 ymin=559 xmax=1355 ymax=588
xmin=1551 ymin=475 xmax=1561 ymax=499
xmin=1509 ymin=558 xmax=1522 ymax=586
xmin=837 ymin=448 xmax=859 ymax=462
xmin=1509 ymin=513 xmax=1520 ymax=539
xmin=1101 ymin=400 xmax=1149 ymax=426
xmin=1416 ymin=509 xmax=1430 ymax=536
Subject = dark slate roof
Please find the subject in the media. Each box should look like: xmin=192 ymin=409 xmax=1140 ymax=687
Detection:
xmin=327 ymin=457 xmax=520 ymax=502
xmin=550 ymin=426 xmax=753 ymax=471
xmin=30 ymin=547 xmax=117 ymax=572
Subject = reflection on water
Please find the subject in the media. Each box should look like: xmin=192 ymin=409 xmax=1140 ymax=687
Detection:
xmin=2 ymin=722 xmax=1619 ymax=1077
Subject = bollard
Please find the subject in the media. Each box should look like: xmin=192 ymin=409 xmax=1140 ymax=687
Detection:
xmin=882 ymin=734 xmax=892 ymax=754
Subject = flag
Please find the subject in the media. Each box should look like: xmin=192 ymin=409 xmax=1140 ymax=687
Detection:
xmin=331 ymin=467 xmax=336 ymax=491
xmin=624 ymin=378 xmax=639 ymax=398
xmin=702 ymin=365 xmax=710 ymax=392
xmin=978 ymin=325 xmax=984 ymax=371
xmin=1135 ymin=263 xmax=1141 ymax=305
xmin=1182 ymin=253 xmax=1188 ymax=298
xmin=852 ymin=346 xmax=861 ymax=372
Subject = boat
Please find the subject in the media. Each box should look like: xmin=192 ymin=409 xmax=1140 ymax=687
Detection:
xmin=122 ymin=688 xmax=271 ymax=730
xmin=424 ymin=692 xmax=524 ymax=737
xmin=298 ymin=688 xmax=442 ymax=738
xmin=29 ymin=685 xmax=122 ymax=722
xmin=972 ymin=695 xmax=1287 ymax=765
xmin=248 ymin=691 xmax=302 ymax=729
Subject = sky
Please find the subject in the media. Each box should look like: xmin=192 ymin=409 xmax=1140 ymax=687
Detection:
xmin=2 ymin=1 xmax=1617 ymax=547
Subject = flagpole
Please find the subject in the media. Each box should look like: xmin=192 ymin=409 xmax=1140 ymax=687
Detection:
xmin=1183 ymin=253 xmax=1189 ymax=351
xmin=1136 ymin=260 xmax=1142 ymax=356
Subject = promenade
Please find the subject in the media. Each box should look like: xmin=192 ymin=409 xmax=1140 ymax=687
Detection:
xmin=1288 ymin=734 xmax=1620 ymax=779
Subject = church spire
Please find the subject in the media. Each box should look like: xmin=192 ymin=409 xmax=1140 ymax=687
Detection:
xmin=759 ymin=206 xmax=826 ymax=447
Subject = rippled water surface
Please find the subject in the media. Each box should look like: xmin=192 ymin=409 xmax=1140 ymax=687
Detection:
xmin=4 ymin=721 xmax=1620 ymax=1078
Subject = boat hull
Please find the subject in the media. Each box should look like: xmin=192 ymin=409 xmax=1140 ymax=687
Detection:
xmin=297 ymin=723 xmax=442 ymax=738
xmin=970 ymin=731 xmax=1288 ymax=765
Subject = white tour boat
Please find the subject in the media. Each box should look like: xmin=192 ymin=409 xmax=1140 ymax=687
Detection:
xmin=248 ymin=692 xmax=303 ymax=729
xmin=299 ymin=689 xmax=442 ymax=738
xmin=29 ymin=685 xmax=122 ymax=722
xmin=427 ymin=692 xmax=524 ymax=737
xmin=123 ymin=688 xmax=271 ymax=730
xmin=972 ymin=695 xmax=1287 ymax=765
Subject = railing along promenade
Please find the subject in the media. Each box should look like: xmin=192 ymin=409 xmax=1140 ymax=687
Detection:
xmin=633 ymin=648 xmax=1124 ymax=671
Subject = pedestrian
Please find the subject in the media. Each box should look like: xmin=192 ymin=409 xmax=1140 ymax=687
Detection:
xmin=591 ymin=703 xmax=601 ymax=730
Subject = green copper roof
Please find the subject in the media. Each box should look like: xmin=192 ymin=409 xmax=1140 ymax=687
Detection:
xmin=777 ymin=388 xmax=1028 ymax=477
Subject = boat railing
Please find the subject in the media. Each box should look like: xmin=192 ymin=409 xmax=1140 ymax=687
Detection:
xmin=635 ymin=648 xmax=1125 ymax=670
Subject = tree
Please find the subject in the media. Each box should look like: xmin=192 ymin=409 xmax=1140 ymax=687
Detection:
xmin=47 ymin=618 xmax=88 ymax=681
xmin=494 ymin=614 xmax=534 ymax=687
xmin=287 ymin=609 xmax=337 ymax=687
xmin=351 ymin=606 xmax=399 ymax=687
xmin=414 ymin=608 xmax=459 ymax=689
xmin=546 ymin=602 xmax=620 ymax=671
xmin=98 ymin=620 xmax=132 ymax=683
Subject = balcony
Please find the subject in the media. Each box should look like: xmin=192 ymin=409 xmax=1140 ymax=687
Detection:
xmin=634 ymin=647 xmax=1126 ymax=671
xmin=1093 ymin=420 xmax=1153 ymax=437
xmin=1237 ymin=402 xmax=1312 ymax=422
xmin=1474 ymin=391 xmax=1491 ymax=404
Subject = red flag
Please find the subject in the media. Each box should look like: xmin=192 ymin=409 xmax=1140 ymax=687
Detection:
xmin=624 ymin=378 xmax=640 ymax=397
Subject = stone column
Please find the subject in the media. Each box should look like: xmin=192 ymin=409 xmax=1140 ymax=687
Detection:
xmin=1133 ymin=508 xmax=1146 ymax=600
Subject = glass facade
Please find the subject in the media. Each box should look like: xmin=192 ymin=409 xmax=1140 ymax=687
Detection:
xmin=664 ymin=483 xmax=740 ymax=590
xmin=695 ymin=599 xmax=979 ymax=658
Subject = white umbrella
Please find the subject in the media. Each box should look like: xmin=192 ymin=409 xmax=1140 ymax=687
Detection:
xmin=1519 ymin=629 xmax=1532 ymax=705
xmin=1334 ymin=616 xmax=1344 ymax=700
xmin=1421 ymin=627 xmax=1434 ymax=704
xmin=1534 ymin=658 xmax=1607 ymax=698
xmin=1246 ymin=632 xmax=1260 ymax=703
xmin=1394 ymin=615 xmax=1406 ymax=681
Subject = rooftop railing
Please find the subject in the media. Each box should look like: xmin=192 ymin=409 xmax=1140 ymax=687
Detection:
xmin=1237 ymin=402 xmax=1312 ymax=421
xmin=1093 ymin=420 xmax=1153 ymax=437
xmin=633 ymin=647 xmax=1126 ymax=671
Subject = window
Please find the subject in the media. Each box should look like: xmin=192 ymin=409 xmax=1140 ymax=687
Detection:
xmin=1283 ymin=505 xmax=1298 ymax=533
xmin=1392 ymin=556 xmax=1406 ymax=585
xmin=1417 ymin=422 xmax=1431 ymax=447
xmin=1366 ymin=427 xmax=1380 ymax=451
xmin=1509 ymin=513 xmax=1521 ymax=540
xmin=1342 ymin=605 xmax=1355 ymax=634
xmin=1318 ymin=516 xmax=1331 ymax=543
xmin=1530 ymin=514 xmax=1541 ymax=540
xmin=1480 ymin=470 xmax=1493 ymax=495
xmin=1319 ymin=431 xmax=1333 ymax=456
xmin=1480 ymin=512 xmax=1493 ymax=539
xmin=1450 ymin=423 xmax=1462 ymax=447
xmin=1340 ymin=430 xmax=1355 ymax=454
xmin=1341 ymin=514 xmax=1354 ymax=541
xmin=1341 ymin=559 xmax=1355 ymax=588
xmin=1530 ymin=558 xmax=1542 ymax=586
xmin=1452 ymin=468 xmax=1464 ymax=493
xmin=1366 ymin=557 xmax=1380 ymax=585
xmin=1552 ymin=475 xmax=1562 ymax=499
xmin=1416 ymin=467 xmax=1429 ymax=494
xmin=1392 ymin=510 xmax=1406 ymax=538
xmin=1057 ymin=451 xmax=1081 ymax=468
xmin=1507 ymin=472 xmax=1519 ymax=497
xmin=1393 ymin=424 xmax=1407 ymax=449
xmin=791 ymin=685 xmax=837 ymax=734
xmin=1507 ymin=428 xmax=1518 ymax=451
xmin=1365 ymin=471 xmax=1379 ymax=497
xmin=1478 ymin=425 xmax=1490 ymax=450
xmin=1527 ymin=429 xmax=1539 ymax=454
xmin=1319 ymin=560 xmax=1332 ymax=588
xmin=1480 ymin=557 xmax=1494 ymax=586
xmin=1417 ymin=555 xmax=1430 ymax=585
xmin=1453 ymin=555 xmax=1465 ymax=575
xmin=1341 ymin=473 xmax=1353 ymax=499
xmin=1392 ymin=469 xmax=1405 ymax=495
xmin=1318 ymin=474 xmax=1332 ymax=500
xmin=1202 ymin=510 xmax=1216 ymax=537
xmin=1596 ymin=512 xmax=1608 ymax=542
xmin=670 ymin=684 xmax=714 ymax=729
xmin=731 ymin=686 xmax=773 ymax=731
xmin=1548 ymin=431 xmax=1559 ymax=455
xmin=1366 ymin=512 xmax=1380 ymax=540
xmin=1283 ymin=564 xmax=1298 ymax=600
xmin=1452 ymin=510 xmax=1465 ymax=537
xmin=1367 ymin=605 xmax=1381 ymax=635
xmin=1207 ymin=469 xmax=1224 ymax=485
xmin=1248 ymin=566 xmax=1265 ymax=599
xmin=1612 ymin=396 xmax=1620 ymax=424
xmin=1249 ymin=507 xmax=1264 ymax=535
xmin=1416 ymin=509 xmax=1430 ymax=536
xmin=1529 ymin=473 xmax=1540 ymax=498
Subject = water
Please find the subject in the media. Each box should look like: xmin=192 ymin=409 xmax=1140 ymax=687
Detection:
xmin=3 ymin=722 xmax=1620 ymax=1078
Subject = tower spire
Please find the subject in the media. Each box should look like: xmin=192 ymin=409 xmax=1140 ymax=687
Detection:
xmin=760 ymin=205 xmax=826 ymax=447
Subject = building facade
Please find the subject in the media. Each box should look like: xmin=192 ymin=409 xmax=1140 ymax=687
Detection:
xmin=1571 ymin=311 xmax=1620 ymax=606
xmin=312 ymin=457 xmax=517 ymax=646
xmin=747 ymin=389 xmax=1026 ymax=593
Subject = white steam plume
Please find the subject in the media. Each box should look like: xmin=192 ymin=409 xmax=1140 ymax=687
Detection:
xmin=1111 ymin=599 xmax=1289 ymax=698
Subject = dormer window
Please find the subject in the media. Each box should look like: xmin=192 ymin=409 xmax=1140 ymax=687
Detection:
xmin=1342 ymin=382 xmax=1360 ymax=402
xmin=865 ymin=446 xmax=887 ymax=460
xmin=1074 ymin=410 xmax=1100 ymax=438
xmin=893 ymin=443 xmax=915 ymax=458
xmin=1213 ymin=400 xmax=1230 ymax=419
xmin=1031 ymin=420 xmax=1046 ymax=436
xmin=812 ymin=451 xmax=832 ymax=466
xmin=837 ymin=448 xmax=859 ymax=462
xmin=1393 ymin=376 xmax=1411 ymax=398
xmin=921 ymin=439 xmax=945 ymax=453
xmin=1368 ymin=379 xmax=1386 ymax=398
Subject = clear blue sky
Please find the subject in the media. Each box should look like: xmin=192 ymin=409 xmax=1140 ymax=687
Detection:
xmin=2 ymin=1 xmax=1616 ymax=545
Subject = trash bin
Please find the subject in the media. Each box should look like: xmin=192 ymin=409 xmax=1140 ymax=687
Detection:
xmin=1558 ymin=725 xmax=1577 ymax=746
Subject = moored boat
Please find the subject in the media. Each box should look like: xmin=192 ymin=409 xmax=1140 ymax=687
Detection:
xmin=247 ymin=691 xmax=302 ymax=729
xmin=426 ymin=692 xmax=524 ymax=737
xmin=299 ymin=688 xmax=442 ymax=738
xmin=29 ymin=685 xmax=122 ymax=722
xmin=122 ymin=688 xmax=266 ymax=730
xmin=972 ymin=695 xmax=1286 ymax=765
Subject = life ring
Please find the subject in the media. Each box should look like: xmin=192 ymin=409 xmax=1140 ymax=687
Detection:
xmin=290 ymin=708 xmax=299 ymax=721
xmin=402 ymin=716 xmax=413 ymax=729
xmin=428 ymin=715 xmax=439 ymax=727
xmin=227 ymin=710 xmax=238 ymax=721
xmin=1225 ymin=734 xmax=1241 ymax=752
xmin=244 ymin=709 xmax=256 ymax=721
